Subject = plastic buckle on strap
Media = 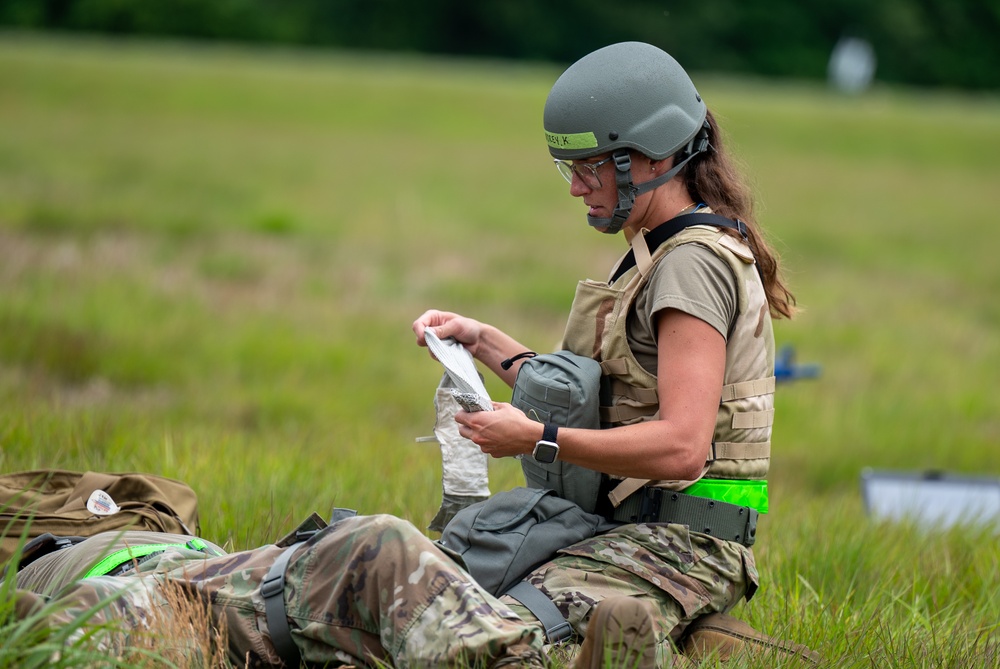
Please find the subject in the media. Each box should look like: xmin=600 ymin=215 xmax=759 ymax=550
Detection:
xmin=637 ymin=487 xmax=663 ymax=524
xmin=294 ymin=529 xmax=320 ymax=543
xmin=546 ymin=620 xmax=574 ymax=644
xmin=735 ymin=219 xmax=749 ymax=241
xmin=260 ymin=570 xmax=285 ymax=599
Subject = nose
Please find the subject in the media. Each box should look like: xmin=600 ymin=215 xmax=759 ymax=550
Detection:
xmin=568 ymin=172 xmax=591 ymax=197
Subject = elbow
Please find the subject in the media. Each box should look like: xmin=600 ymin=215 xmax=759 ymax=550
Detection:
xmin=645 ymin=439 xmax=710 ymax=481
xmin=676 ymin=456 xmax=708 ymax=482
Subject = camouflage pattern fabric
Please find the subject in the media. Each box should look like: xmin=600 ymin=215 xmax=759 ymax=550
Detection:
xmin=16 ymin=514 xmax=542 ymax=667
xmin=15 ymin=515 xmax=754 ymax=667
xmin=501 ymin=522 xmax=758 ymax=666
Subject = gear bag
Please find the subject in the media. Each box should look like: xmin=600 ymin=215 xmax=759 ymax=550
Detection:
xmin=437 ymin=486 xmax=616 ymax=597
xmin=1 ymin=469 xmax=201 ymax=565
xmin=509 ymin=351 xmax=607 ymax=513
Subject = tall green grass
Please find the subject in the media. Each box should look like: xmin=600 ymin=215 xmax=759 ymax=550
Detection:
xmin=1 ymin=33 xmax=998 ymax=667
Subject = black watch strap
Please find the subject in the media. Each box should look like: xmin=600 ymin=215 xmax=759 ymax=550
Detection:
xmin=542 ymin=423 xmax=558 ymax=444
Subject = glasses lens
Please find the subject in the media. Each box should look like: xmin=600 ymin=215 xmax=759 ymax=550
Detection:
xmin=553 ymin=160 xmax=603 ymax=188
xmin=554 ymin=160 xmax=575 ymax=184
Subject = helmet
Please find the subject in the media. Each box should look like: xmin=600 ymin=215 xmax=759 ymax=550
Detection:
xmin=543 ymin=42 xmax=709 ymax=233
xmin=544 ymin=42 xmax=706 ymax=161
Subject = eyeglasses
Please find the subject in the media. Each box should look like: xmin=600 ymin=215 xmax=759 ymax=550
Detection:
xmin=554 ymin=156 xmax=614 ymax=189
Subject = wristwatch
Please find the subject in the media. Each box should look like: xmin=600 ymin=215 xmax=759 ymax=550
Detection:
xmin=532 ymin=423 xmax=559 ymax=464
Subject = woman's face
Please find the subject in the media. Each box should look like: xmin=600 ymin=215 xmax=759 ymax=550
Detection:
xmin=566 ymin=153 xmax=662 ymax=233
xmin=565 ymin=153 xmax=620 ymax=227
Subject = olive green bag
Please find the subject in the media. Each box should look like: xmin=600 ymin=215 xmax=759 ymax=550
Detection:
xmin=0 ymin=469 xmax=200 ymax=566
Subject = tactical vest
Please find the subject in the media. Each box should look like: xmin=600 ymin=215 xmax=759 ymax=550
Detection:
xmin=559 ymin=223 xmax=775 ymax=508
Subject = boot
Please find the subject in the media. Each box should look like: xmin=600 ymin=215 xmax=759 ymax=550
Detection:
xmin=573 ymin=596 xmax=657 ymax=669
xmin=680 ymin=612 xmax=821 ymax=665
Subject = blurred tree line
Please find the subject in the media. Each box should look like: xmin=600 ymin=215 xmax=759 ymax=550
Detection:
xmin=1 ymin=0 xmax=997 ymax=91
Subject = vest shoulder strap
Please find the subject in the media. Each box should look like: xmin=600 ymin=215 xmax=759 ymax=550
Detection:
xmin=610 ymin=212 xmax=748 ymax=284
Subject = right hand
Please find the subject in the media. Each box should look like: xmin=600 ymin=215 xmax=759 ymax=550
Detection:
xmin=412 ymin=310 xmax=485 ymax=356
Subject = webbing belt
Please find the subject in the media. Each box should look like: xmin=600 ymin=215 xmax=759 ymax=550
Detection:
xmin=505 ymin=581 xmax=574 ymax=644
xmin=261 ymin=540 xmax=306 ymax=669
xmin=611 ymin=487 xmax=758 ymax=547
xmin=261 ymin=508 xmax=357 ymax=669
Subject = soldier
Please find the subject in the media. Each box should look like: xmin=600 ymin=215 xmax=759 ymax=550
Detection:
xmin=413 ymin=41 xmax=800 ymax=666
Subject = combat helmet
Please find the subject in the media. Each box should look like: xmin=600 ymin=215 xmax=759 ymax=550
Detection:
xmin=544 ymin=42 xmax=710 ymax=233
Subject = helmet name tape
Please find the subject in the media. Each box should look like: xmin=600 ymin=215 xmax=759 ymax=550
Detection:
xmin=545 ymin=131 xmax=598 ymax=150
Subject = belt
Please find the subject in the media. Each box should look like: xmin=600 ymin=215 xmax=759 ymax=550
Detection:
xmin=611 ymin=487 xmax=758 ymax=547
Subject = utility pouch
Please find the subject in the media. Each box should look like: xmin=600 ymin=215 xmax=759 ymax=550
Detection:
xmin=437 ymin=486 xmax=617 ymax=597
xmin=510 ymin=351 xmax=607 ymax=513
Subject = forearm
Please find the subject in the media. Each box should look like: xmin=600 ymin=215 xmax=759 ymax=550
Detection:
xmin=459 ymin=405 xmax=710 ymax=482
xmin=471 ymin=324 xmax=533 ymax=388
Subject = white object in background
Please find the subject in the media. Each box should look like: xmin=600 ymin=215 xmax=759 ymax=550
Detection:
xmin=828 ymin=36 xmax=876 ymax=94
xmin=861 ymin=469 xmax=1000 ymax=530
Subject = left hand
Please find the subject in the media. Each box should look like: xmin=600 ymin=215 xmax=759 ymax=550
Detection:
xmin=454 ymin=403 xmax=540 ymax=459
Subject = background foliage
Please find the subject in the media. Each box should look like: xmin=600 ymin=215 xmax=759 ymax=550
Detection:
xmin=0 ymin=33 xmax=998 ymax=666
xmin=1 ymin=0 xmax=999 ymax=90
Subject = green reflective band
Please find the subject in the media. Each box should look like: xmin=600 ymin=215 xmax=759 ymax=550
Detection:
xmin=84 ymin=538 xmax=209 ymax=579
xmin=545 ymin=130 xmax=598 ymax=150
xmin=683 ymin=479 xmax=769 ymax=514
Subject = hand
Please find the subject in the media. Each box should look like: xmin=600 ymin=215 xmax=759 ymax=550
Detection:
xmin=412 ymin=310 xmax=485 ymax=356
xmin=454 ymin=402 xmax=539 ymax=459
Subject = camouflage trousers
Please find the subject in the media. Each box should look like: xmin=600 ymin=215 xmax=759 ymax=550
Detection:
xmin=26 ymin=515 xmax=756 ymax=667
xmin=28 ymin=514 xmax=541 ymax=667
xmin=503 ymin=521 xmax=759 ymax=667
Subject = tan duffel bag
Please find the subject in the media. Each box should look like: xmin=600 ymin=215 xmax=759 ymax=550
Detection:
xmin=1 ymin=469 xmax=200 ymax=566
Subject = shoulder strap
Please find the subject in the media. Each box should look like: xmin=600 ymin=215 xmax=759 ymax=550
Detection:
xmin=609 ymin=212 xmax=748 ymax=285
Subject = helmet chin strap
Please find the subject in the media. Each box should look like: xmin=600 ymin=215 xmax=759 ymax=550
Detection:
xmin=587 ymin=125 xmax=710 ymax=234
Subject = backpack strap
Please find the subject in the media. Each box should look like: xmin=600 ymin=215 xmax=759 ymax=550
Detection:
xmin=261 ymin=510 xmax=353 ymax=667
xmin=261 ymin=540 xmax=305 ymax=668
xmin=505 ymin=580 xmax=574 ymax=644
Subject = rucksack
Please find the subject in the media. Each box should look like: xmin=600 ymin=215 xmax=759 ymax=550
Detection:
xmin=0 ymin=469 xmax=201 ymax=566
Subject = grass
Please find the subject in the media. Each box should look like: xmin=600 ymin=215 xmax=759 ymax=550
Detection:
xmin=1 ymin=32 xmax=999 ymax=667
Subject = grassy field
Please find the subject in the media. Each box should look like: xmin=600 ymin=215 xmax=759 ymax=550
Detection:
xmin=1 ymin=33 xmax=999 ymax=667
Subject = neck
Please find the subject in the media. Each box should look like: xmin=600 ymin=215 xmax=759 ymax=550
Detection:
xmin=624 ymin=196 xmax=697 ymax=239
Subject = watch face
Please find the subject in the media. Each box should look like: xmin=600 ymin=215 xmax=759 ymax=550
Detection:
xmin=533 ymin=441 xmax=559 ymax=464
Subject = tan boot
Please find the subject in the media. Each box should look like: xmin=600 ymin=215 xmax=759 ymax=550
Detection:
xmin=573 ymin=596 xmax=657 ymax=669
xmin=680 ymin=612 xmax=821 ymax=665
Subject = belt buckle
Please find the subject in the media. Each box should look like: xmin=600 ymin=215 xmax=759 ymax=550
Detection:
xmin=742 ymin=507 xmax=759 ymax=547
xmin=637 ymin=487 xmax=663 ymax=524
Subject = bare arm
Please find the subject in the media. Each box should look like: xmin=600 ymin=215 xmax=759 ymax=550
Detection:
xmin=455 ymin=308 xmax=723 ymax=481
